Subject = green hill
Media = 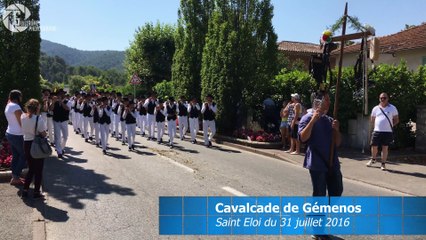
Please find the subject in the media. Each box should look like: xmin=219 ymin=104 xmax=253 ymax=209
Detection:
xmin=41 ymin=39 xmax=125 ymax=71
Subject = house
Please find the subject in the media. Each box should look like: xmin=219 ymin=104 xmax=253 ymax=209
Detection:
xmin=335 ymin=23 xmax=426 ymax=70
xmin=278 ymin=41 xmax=336 ymax=71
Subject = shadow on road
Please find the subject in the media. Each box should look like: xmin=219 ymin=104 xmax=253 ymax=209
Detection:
xmin=212 ymin=145 xmax=241 ymax=153
xmin=386 ymin=169 xmax=426 ymax=179
xmin=172 ymin=145 xmax=199 ymax=154
xmin=43 ymin=154 xmax=136 ymax=209
xmin=22 ymin=194 xmax=69 ymax=222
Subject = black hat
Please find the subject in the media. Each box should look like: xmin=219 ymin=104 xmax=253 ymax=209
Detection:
xmin=168 ymin=96 xmax=175 ymax=102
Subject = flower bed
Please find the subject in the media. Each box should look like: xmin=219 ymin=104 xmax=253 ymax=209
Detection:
xmin=233 ymin=128 xmax=281 ymax=143
xmin=0 ymin=138 xmax=12 ymax=171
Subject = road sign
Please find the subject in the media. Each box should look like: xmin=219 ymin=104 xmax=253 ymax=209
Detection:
xmin=129 ymin=74 xmax=142 ymax=85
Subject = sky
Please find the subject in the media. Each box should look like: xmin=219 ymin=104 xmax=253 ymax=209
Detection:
xmin=38 ymin=0 xmax=426 ymax=51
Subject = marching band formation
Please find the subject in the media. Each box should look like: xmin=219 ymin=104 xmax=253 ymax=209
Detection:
xmin=40 ymin=89 xmax=218 ymax=157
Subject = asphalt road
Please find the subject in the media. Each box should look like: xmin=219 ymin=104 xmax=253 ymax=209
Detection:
xmin=40 ymin=127 xmax=413 ymax=240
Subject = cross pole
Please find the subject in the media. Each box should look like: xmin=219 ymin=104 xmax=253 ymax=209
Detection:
xmin=328 ymin=2 xmax=348 ymax=169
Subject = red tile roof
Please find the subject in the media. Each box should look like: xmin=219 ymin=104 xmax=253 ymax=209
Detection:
xmin=277 ymin=41 xmax=322 ymax=54
xmin=336 ymin=23 xmax=426 ymax=54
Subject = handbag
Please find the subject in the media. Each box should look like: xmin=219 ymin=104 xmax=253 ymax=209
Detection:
xmin=30 ymin=115 xmax=52 ymax=159
xmin=378 ymin=107 xmax=395 ymax=146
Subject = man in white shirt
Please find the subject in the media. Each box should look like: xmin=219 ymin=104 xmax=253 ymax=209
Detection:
xmin=366 ymin=92 xmax=399 ymax=171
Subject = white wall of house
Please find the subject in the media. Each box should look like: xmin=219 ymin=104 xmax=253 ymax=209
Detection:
xmin=339 ymin=48 xmax=426 ymax=70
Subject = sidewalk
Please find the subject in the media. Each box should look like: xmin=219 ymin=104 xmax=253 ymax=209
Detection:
xmin=214 ymin=138 xmax=426 ymax=196
xmin=0 ymin=171 xmax=46 ymax=240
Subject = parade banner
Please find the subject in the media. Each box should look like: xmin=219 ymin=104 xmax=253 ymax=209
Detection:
xmin=159 ymin=196 xmax=426 ymax=236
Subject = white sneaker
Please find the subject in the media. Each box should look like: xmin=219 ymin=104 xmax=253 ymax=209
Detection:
xmin=366 ymin=159 xmax=376 ymax=167
xmin=381 ymin=163 xmax=387 ymax=171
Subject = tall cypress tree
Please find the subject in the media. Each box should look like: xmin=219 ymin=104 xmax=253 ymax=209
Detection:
xmin=201 ymin=0 xmax=277 ymax=133
xmin=172 ymin=0 xmax=213 ymax=100
xmin=0 ymin=0 xmax=41 ymax=137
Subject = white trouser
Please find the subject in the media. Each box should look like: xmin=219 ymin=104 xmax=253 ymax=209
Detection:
xmin=71 ymin=110 xmax=77 ymax=131
xmin=126 ymin=123 xmax=136 ymax=147
xmin=147 ymin=114 xmax=155 ymax=138
xmin=113 ymin=113 xmax=119 ymax=135
xmin=76 ymin=113 xmax=83 ymax=132
xmin=53 ymin=121 xmax=68 ymax=154
xmin=189 ymin=117 xmax=199 ymax=141
xmin=203 ymin=120 xmax=216 ymax=145
xmin=138 ymin=114 xmax=147 ymax=135
xmin=83 ymin=116 xmax=94 ymax=139
xmin=100 ymin=124 xmax=109 ymax=150
xmin=167 ymin=120 xmax=177 ymax=144
xmin=119 ymin=121 xmax=125 ymax=142
xmin=47 ymin=117 xmax=54 ymax=143
xmin=94 ymin=122 xmax=100 ymax=144
xmin=178 ymin=116 xmax=188 ymax=138
xmin=156 ymin=122 xmax=165 ymax=141
xmin=41 ymin=112 xmax=48 ymax=130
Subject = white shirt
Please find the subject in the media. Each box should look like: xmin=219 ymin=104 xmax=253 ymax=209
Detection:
xmin=5 ymin=102 xmax=23 ymax=135
xmin=371 ymin=104 xmax=398 ymax=132
xmin=21 ymin=114 xmax=47 ymax=141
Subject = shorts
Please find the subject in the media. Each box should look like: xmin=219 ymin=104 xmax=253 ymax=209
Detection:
xmin=280 ymin=121 xmax=288 ymax=129
xmin=370 ymin=131 xmax=393 ymax=146
xmin=290 ymin=124 xmax=299 ymax=139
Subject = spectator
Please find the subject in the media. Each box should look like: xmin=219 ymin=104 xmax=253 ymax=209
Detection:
xmin=4 ymin=90 xmax=26 ymax=185
xmin=366 ymin=92 xmax=399 ymax=171
xmin=21 ymin=99 xmax=47 ymax=198
xmin=286 ymin=93 xmax=302 ymax=155
xmin=280 ymin=101 xmax=290 ymax=150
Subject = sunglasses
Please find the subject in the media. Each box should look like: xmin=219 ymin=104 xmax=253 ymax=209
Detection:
xmin=380 ymin=97 xmax=387 ymax=100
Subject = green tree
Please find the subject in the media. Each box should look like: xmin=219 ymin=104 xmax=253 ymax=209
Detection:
xmin=153 ymin=80 xmax=175 ymax=100
xmin=0 ymin=0 xmax=41 ymax=137
xmin=125 ymin=22 xmax=176 ymax=92
xmin=201 ymin=0 xmax=278 ymax=133
xmin=172 ymin=0 xmax=213 ymax=100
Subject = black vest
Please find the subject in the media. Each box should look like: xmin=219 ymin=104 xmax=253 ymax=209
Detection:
xmin=125 ymin=110 xmax=137 ymax=124
xmin=82 ymin=103 xmax=92 ymax=117
xmin=178 ymin=103 xmax=188 ymax=116
xmin=147 ymin=101 xmax=156 ymax=114
xmin=53 ymin=100 xmax=69 ymax=122
xmin=189 ymin=105 xmax=200 ymax=118
xmin=93 ymin=106 xmax=99 ymax=123
xmin=156 ymin=109 xmax=166 ymax=122
xmin=73 ymin=101 xmax=80 ymax=113
xmin=112 ymin=101 xmax=119 ymax=114
xmin=99 ymin=107 xmax=111 ymax=124
xmin=166 ymin=104 xmax=177 ymax=121
xmin=203 ymin=103 xmax=216 ymax=121
xmin=139 ymin=105 xmax=147 ymax=115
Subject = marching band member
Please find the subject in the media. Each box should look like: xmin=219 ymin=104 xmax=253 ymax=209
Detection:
xmin=91 ymin=97 xmax=101 ymax=147
xmin=137 ymin=96 xmax=147 ymax=137
xmin=81 ymin=94 xmax=94 ymax=142
xmin=165 ymin=97 xmax=178 ymax=148
xmin=123 ymin=100 xmax=137 ymax=151
xmin=50 ymin=89 xmax=71 ymax=158
xmin=188 ymin=97 xmax=200 ymax=144
xmin=144 ymin=92 xmax=158 ymax=140
xmin=111 ymin=93 xmax=122 ymax=139
xmin=98 ymin=97 xmax=112 ymax=154
xmin=201 ymin=94 xmax=217 ymax=147
xmin=117 ymin=98 xmax=128 ymax=144
xmin=177 ymin=96 xmax=188 ymax=140
xmin=155 ymin=99 xmax=166 ymax=144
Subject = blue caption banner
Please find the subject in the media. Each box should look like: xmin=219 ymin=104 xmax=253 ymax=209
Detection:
xmin=159 ymin=196 xmax=426 ymax=235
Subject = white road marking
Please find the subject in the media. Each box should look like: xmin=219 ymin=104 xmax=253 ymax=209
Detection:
xmin=221 ymin=186 xmax=248 ymax=196
xmin=159 ymin=155 xmax=195 ymax=173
